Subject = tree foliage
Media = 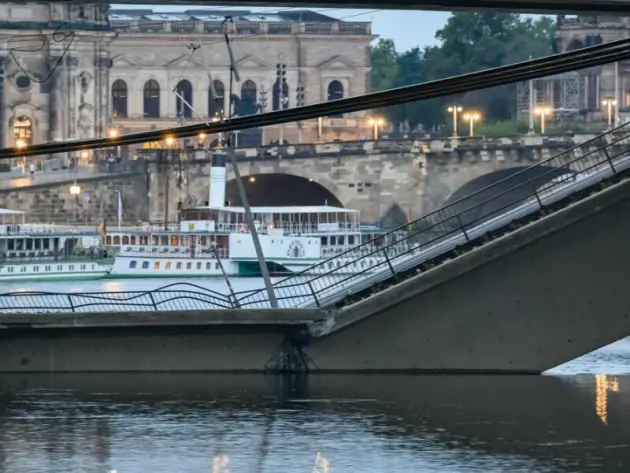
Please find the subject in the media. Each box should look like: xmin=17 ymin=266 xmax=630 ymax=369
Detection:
xmin=370 ymin=13 xmax=555 ymax=130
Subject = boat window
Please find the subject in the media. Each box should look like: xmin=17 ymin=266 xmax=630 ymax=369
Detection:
xmin=7 ymin=240 xmax=13 ymax=251
xmin=26 ymin=239 xmax=33 ymax=250
xmin=20 ymin=267 xmax=26 ymax=272
xmin=206 ymin=262 xmax=211 ymax=270
xmin=196 ymin=262 xmax=202 ymax=270
xmin=45 ymin=265 xmax=51 ymax=271
xmin=152 ymin=236 xmax=159 ymax=245
xmin=186 ymin=262 xmax=192 ymax=270
xmin=80 ymin=264 xmax=86 ymax=270
xmin=200 ymin=236 xmax=207 ymax=245
xmin=348 ymin=235 xmax=355 ymax=245
xmin=57 ymin=265 xmax=63 ymax=271
xmin=15 ymin=240 xmax=23 ymax=250
xmin=140 ymin=235 xmax=148 ymax=245
xmin=159 ymin=236 xmax=168 ymax=245
xmin=171 ymin=236 xmax=179 ymax=246
xmin=69 ymin=265 xmax=74 ymax=271
xmin=129 ymin=235 xmax=136 ymax=245
xmin=321 ymin=236 xmax=328 ymax=245
xmin=215 ymin=263 xmax=220 ymax=270
xmin=129 ymin=261 xmax=137 ymax=268
xmin=113 ymin=236 xmax=121 ymax=245
xmin=33 ymin=266 xmax=39 ymax=272
xmin=122 ymin=235 xmax=129 ymax=245
xmin=166 ymin=262 xmax=172 ymax=269
xmin=142 ymin=261 xmax=149 ymax=269
xmin=106 ymin=236 xmax=112 ymax=245
xmin=154 ymin=261 xmax=160 ymax=270
xmin=330 ymin=236 xmax=337 ymax=245
xmin=34 ymin=239 xmax=41 ymax=250
xmin=43 ymin=239 xmax=50 ymax=250
xmin=180 ymin=236 xmax=188 ymax=246
xmin=176 ymin=262 xmax=182 ymax=269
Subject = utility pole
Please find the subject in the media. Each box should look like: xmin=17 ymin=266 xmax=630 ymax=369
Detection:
xmin=296 ymin=83 xmax=305 ymax=144
xmin=258 ymin=85 xmax=268 ymax=146
xmin=276 ymin=63 xmax=287 ymax=145
xmin=224 ymin=18 xmax=278 ymax=308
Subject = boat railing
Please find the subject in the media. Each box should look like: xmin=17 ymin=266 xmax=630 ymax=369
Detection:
xmin=0 ymin=224 xmax=98 ymax=236
xmin=119 ymin=245 xmax=229 ymax=259
xmin=320 ymin=242 xmax=409 ymax=258
xmin=108 ymin=222 xmax=361 ymax=235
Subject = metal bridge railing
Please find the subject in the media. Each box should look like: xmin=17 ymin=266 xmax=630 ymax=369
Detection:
xmin=233 ymin=121 xmax=630 ymax=309
xmin=1 ymin=125 xmax=630 ymax=315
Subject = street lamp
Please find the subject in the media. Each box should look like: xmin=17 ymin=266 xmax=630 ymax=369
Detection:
xmin=462 ymin=112 xmax=481 ymax=137
xmin=164 ymin=135 xmax=176 ymax=147
xmin=108 ymin=128 xmax=118 ymax=138
xmin=602 ymin=98 xmax=617 ymax=128
xmin=447 ymin=105 xmax=463 ymax=137
xmin=15 ymin=139 xmax=26 ymax=149
xmin=368 ymin=117 xmax=385 ymax=140
xmin=534 ymin=106 xmax=553 ymax=135
xmin=69 ymin=183 xmax=81 ymax=222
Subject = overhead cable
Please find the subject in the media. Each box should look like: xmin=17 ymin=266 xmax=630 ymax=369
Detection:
xmin=3 ymin=39 xmax=630 ymax=159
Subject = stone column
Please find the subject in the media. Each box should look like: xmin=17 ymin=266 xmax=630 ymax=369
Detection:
xmin=67 ymin=56 xmax=80 ymax=139
xmin=0 ymin=56 xmax=5 ymax=149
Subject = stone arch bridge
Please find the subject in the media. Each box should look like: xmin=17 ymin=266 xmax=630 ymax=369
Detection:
xmin=147 ymin=134 xmax=596 ymax=224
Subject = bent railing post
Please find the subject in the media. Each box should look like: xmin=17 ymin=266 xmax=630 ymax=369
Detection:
xmin=382 ymin=248 xmax=396 ymax=276
xmin=67 ymin=294 xmax=75 ymax=313
xmin=307 ymin=281 xmax=320 ymax=307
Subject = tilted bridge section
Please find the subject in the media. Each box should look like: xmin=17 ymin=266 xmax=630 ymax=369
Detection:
xmin=2 ymin=122 xmax=630 ymax=315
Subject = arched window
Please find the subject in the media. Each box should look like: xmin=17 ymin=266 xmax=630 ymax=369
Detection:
xmin=13 ymin=116 xmax=32 ymax=147
xmin=272 ymin=79 xmax=289 ymax=111
xmin=238 ymin=80 xmax=257 ymax=116
xmin=175 ymin=80 xmax=193 ymax=119
xmin=209 ymin=80 xmax=225 ymax=117
xmin=111 ymin=79 xmax=128 ymax=118
xmin=327 ymin=80 xmax=344 ymax=118
xmin=143 ymin=80 xmax=160 ymax=118
xmin=327 ymin=80 xmax=344 ymax=101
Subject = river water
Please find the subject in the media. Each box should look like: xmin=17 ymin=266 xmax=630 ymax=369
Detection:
xmin=1 ymin=278 xmax=629 ymax=471
xmin=0 ymin=339 xmax=629 ymax=472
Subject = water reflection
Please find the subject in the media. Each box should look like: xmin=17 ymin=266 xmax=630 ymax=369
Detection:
xmin=1 ymin=341 xmax=630 ymax=472
xmin=595 ymin=374 xmax=620 ymax=424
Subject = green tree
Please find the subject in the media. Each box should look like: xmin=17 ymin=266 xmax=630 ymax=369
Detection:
xmin=369 ymin=13 xmax=556 ymax=131
xmin=370 ymin=38 xmax=399 ymax=91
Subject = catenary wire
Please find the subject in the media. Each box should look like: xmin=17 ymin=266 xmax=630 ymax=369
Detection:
xmin=2 ymin=38 xmax=630 ymax=159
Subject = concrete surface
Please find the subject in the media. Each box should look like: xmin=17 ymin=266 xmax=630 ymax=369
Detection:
xmin=304 ymin=174 xmax=630 ymax=373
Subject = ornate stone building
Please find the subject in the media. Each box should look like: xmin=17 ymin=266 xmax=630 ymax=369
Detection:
xmin=0 ymin=4 xmax=374 ymax=153
xmin=0 ymin=3 xmax=114 ymax=150
xmin=520 ymin=15 xmax=630 ymax=123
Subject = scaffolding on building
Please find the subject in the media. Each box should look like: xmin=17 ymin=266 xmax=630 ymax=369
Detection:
xmin=516 ymin=71 xmax=582 ymax=119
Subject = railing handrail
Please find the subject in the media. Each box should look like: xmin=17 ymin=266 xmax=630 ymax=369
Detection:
xmin=234 ymin=121 xmax=630 ymax=304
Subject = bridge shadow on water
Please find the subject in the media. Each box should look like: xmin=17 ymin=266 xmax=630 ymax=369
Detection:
xmin=0 ymin=372 xmax=628 ymax=471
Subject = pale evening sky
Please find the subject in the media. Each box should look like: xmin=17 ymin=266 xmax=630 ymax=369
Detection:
xmin=111 ymin=5 xmax=479 ymax=52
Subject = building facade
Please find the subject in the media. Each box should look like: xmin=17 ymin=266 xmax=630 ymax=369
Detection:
xmin=0 ymin=4 xmax=374 ymax=153
xmin=519 ymin=15 xmax=630 ymax=123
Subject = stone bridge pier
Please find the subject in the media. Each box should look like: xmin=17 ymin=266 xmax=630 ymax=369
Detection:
xmin=145 ymin=134 xmax=597 ymax=225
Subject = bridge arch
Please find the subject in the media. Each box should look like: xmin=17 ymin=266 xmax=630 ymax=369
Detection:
xmin=225 ymin=173 xmax=343 ymax=208
xmin=443 ymin=165 xmax=576 ymax=225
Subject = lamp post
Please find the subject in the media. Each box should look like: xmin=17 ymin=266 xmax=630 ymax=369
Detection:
xmin=602 ymin=98 xmax=617 ymax=128
xmin=447 ymin=105 xmax=463 ymax=137
xmin=368 ymin=117 xmax=385 ymax=140
xmin=69 ymin=182 xmax=81 ymax=223
xmin=534 ymin=106 xmax=552 ymax=135
xmin=108 ymin=127 xmax=120 ymax=160
xmin=198 ymin=132 xmax=207 ymax=147
xmin=462 ymin=112 xmax=481 ymax=137
xmin=163 ymin=135 xmax=176 ymax=230
xmin=15 ymin=139 xmax=26 ymax=174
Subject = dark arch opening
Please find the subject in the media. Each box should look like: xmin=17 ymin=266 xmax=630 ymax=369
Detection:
xmin=443 ymin=165 xmax=575 ymax=227
xmin=143 ymin=79 xmax=160 ymax=118
xmin=175 ymin=79 xmax=193 ymax=119
xmin=381 ymin=204 xmax=408 ymax=229
xmin=225 ymin=174 xmax=342 ymax=207
xmin=209 ymin=80 xmax=224 ymax=117
xmin=111 ymin=79 xmax=127 ymax=118
xmin=238 ymin=80 xmax=257 ymax=116
xmin=272 ymin=80 xmax=289 ymax=111
xmin=327 ymin=79 xmax=344 ymax=118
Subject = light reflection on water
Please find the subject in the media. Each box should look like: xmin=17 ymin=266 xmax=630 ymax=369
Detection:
xmin=0 ymin=340 xmax=629 ymax=472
